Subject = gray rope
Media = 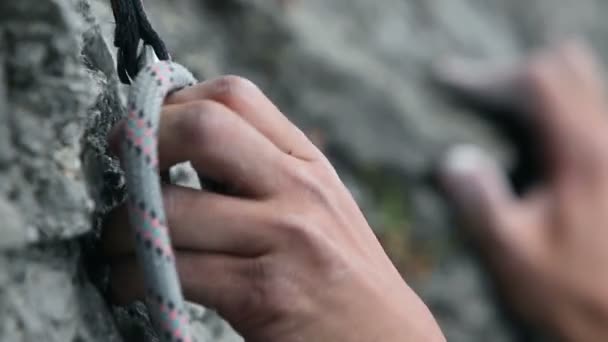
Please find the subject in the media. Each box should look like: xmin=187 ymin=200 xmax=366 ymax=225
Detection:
xmin=120 ymin=46 xmax=197 ymax=342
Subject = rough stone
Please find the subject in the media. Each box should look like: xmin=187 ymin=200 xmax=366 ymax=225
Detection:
xmin=0 ymin=0 xmax=94 ymax=243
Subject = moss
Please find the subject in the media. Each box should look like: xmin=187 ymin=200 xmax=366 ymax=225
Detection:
xmin=352 ymin=165 xmax=444 ymax=280
xmin=358 ymin=166 xmax=412 ymax=231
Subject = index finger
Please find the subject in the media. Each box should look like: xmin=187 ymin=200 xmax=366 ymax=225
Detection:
xmin=526 ymin=43 xmax=608 ymax=180
xmin=166 ymin=75 xmax=320 ymax=161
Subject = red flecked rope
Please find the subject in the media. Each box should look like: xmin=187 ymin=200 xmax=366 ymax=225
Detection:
xmin=121 ymin=55 xmax=196 ymax=342
xmin=110 ymin=1 xmax=198 ymax=341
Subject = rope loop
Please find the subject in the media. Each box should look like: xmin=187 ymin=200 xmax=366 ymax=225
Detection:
xmin=110 ymin=0 xmax=170 ymax=84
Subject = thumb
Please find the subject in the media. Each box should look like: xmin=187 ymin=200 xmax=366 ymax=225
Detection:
xmin=438 ymin=144 xmax=522 ymax=250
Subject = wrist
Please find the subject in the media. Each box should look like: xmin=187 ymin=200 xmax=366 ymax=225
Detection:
xmin=253 ymin=273 xmax=446 ymax=342
xmin=309 ymin=273 xmax=445 ymax=342
xmin=548 ymin=292 xmax=608 ymax=342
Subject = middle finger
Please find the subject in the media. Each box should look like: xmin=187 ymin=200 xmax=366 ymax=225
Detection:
xmin=157 ymin=99 xmax=286 ymax=196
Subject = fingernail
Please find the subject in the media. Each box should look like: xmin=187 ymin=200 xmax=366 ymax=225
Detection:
xmin=439 ymin=144 xmax=489 ymax=204
xmin=211 ymin=75 xmax=258 ymax=96
xmin=441 ymin=144 xmax=487 ymax=177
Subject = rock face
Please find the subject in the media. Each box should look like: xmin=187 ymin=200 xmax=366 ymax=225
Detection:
xmin=1 ymin=0 xmax=607 ymax=341
xmin=0 ymin=1 xmax=240 ymax=341
xmin=0 ymin=1 xmax=119 ymax=341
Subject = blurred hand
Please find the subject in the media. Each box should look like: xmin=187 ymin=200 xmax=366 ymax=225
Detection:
xmin=438 ymin=41 xmax=608 ymax=341
xmin=104 ymin=76 xmax=444 ymax=342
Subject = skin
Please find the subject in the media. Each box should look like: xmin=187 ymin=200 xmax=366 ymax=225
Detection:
xmin=104 ymin=76 xmax=445 ymax=342
xmin=105 ymin=40 xmax=608 ymax=341
xmin=438 ymin=41 xmax=608 ymax=341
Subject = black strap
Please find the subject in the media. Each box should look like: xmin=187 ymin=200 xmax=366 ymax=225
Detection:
xmin=110 ymin=0 xmax=170 ymax=84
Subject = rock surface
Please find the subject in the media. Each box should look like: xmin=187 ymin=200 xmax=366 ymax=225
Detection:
xmin=2 ymin=0 xmax=608 ymax=341
xmin=0 ymin=1 xmax=119 ymax=341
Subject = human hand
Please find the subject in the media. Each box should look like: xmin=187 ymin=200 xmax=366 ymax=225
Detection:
xmin=438 ymin=42 xmax=608 ymax=341
xmin=104 ymin=76 xmax=445 ymax=342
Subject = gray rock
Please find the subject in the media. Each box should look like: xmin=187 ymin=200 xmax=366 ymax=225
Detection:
xmin=0 ymin=0 xmax=121 ymax=340
xmin=0 ymin=198 xmax=28 ymax=250
xmin=0 ymin=0 xmax=94 ymax=243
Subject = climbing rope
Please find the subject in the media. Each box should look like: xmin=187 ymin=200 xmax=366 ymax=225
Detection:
xmin=110 ymin=0 xmax=170 ymax=84
xmin=111 ymin=1 xmax=197 ymax=341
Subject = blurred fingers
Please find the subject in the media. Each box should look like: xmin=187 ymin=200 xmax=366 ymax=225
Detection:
xmin=435 ymin=41 xmax=608 ymax=186
xmin=526 ymin=42 xmax=608 ymax=179
xmin=438 ymin=145 xmax=533 ymax=252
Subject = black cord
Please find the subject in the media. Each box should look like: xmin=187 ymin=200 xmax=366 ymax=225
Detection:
xmin=110 ymin=0 xmax=170 ymax=84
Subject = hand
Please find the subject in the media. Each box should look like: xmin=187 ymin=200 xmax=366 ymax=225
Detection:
xmin=438 ymin=42 xmax=608 ymax=341
xmin=104 ymin=76 xmax=445 ymax=342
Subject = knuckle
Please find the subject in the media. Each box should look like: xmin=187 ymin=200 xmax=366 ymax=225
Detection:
xmin=523 ymin=59 xmax=553 ymax=93
xmin=523 ymin=53 xmax=569 ymax=99
xmin=285 ymin=161 xmax=337 ymax=206
xmin=233 ymin=258 xmax=278 ymax=316
xmin=558 ymin=40 xmax=595 ymax=68
xmin=176 ymin=100 xmax=231 ymax=146
xmin=274 ymin=211 xmax=316 ymax=240
xmin=244 ymin=258 xmax=297 ymax=317
xmin=213 ymin=75 xmax=260 ymax=104
xmin=271 ymin=211 xmax=330 ymax=261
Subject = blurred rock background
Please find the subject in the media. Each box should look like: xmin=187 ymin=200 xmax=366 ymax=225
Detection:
xmin=2 ymin=0 xmax=608 ymax=341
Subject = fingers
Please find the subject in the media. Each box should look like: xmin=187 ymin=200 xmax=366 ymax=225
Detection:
xmin=435 ymin=40 xmax=608 ymax=184
xmin=438 ymin=145 xmax=529 ymax=251
xmin=108 ymin=76 xmax=317 ymax=196
xmin=526 ymin=42 xmax=608 ymax=178
xmin=110 ymin=252 xmax=252 ymax=314
xmin=166 ymin=75 xmax=319 ymax=160
xmin=102 ymin=184 xmax=276 ymax=258
xmin=157 ymin=99 xmax=285 ymax=196
xmin=556 ymin=40 xmax=606 ymax=102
